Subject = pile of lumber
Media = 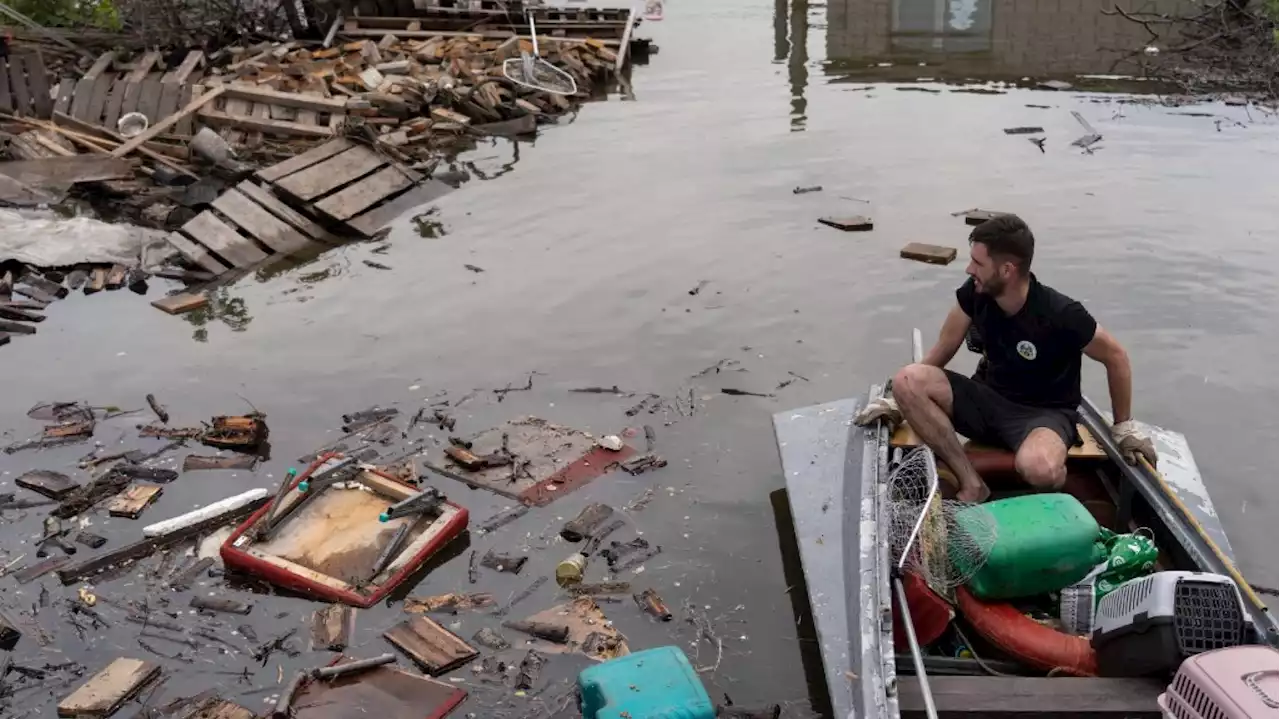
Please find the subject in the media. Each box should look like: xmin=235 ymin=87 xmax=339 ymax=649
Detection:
xmin=196 ymin=33 xmax=622 ymax=158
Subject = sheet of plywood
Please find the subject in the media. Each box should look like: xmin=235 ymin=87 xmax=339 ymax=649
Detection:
xmin=310 ymin=603 xmax=355 ymax=651
xmin=212 ymin=187 xmax=316 ymax=255
xmin=0 ymin=156 xmax=134 ymax=188
xmin=16 ymin=469 xmax=79 ymax=499
xmin=151 ymin=292 xmax=209 ymax=315
xmin=314 ymin=165 xmax=414 ymax=221
xmin=107 ymin=482 xmax=162 ymax=519
xmin=383 ymin=615 xmax=477 ymax=676
xmin=274 ymin=145 xmax=386 ymax=200
xmin=181 ymin=211 xmax=269 ymax=268
xmin=256 ymin=138 xmax=353 ymax=182
xmin=58 ymin=658 xmax=161 ymax=717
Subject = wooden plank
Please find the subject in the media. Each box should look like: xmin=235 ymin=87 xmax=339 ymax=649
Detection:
xmin=155 ymin=82 xmax=183 ymax=126
xmin=900 ymin=242 xmax=957 ymax=265
xmin=84 ymin=268 xmax=107 ymax=294
xmin=181 ymin=211 xmax=269 ymax=267
xmin=101 ymin=77 xmax=129 ymax=130
xmin=8 ymin=55 xmax=34 ymax=116
xmin=164 ymin=232 xmax=233 ymax=275
xmin=339 ymin=28 xmax=621 ymax=44
xmin=67 ymin=52 xmax=114 ymax=120
xmin=315 ymin=165 xmax=414 ymax=221
xmin=105 ymin=264 xmax=128 ymax=290
xmin=310 ymin=604 xmax=355 ymax=651
xmin=0 ymin=156 xmax=134 ymax=187
xmin=27 ymin=53 xmax=53 ymax=118
xmin=151 ymin=292 xmax=209 ymax=315
xmin=106 ymin=483 xmax=162 ymax=519
xmin=57 ymin=495 xmax=270 ymax=585
xmin=53 ymin=76 xmax=76 ymax=116
xmin=175 ymin=84 xmax=195 ymax=135
xmin=111 ymin=86 xmax=225 ymax=157
xmin=383 ymin=615 xmax=478 ymax=676
xmin=136 ymin=76 xmax=164 ymax=123
xmin=212 ymin=188 xmax=316 ymax=255
xmin=256 ymin=137 xmax=353 ymax=182
xmin=275 ymin=145 xmax=386 ymax=200
xmin=57 ymin=658 xmax=161 ymax=718
xmin=234 ymin=181 xmax=341 ymax=244
xmin=118 ymin=79 xmax=144 ymax=118
xmin=819 ymin=215 xmax=874 ymax=232
xmin=168 ymin=51 xmax=205 ymax=85
xmin=16 ymin=470 xmax=79 ymax=499
xmin=899 ymin=676 xmax=1165 ymax=718
xmin=346 ymin=180 xmax=452 ymax=237
xmin=127 ymin=52 xmax=162 ymax=81
xmin=81 ymin=72 xmax=113 ymax=126
xmin=220 ymin=84 xmax=347 ymax=112
xmin=0 ymin=60 xmax=12 ymax=113
xmin=198 ymin=109 xmax=336 ymax=139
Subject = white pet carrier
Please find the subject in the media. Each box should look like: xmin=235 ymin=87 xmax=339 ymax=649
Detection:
xmin=1158 ymin=645 xmax=1278 ymax=719
xmin=1092 ymin=571 xmax=1249 ymax=677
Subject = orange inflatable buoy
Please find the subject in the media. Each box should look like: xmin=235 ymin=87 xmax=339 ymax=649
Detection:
xmin=956 ymin=586 xmax=1098 ymax=676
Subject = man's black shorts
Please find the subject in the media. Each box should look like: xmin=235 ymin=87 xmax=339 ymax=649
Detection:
xmin=944 ymin=370 xmax=1079 ymax=451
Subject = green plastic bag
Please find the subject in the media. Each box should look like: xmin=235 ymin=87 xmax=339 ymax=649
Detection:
xmin=1093 ymin=527 xmax=1158 ymax=599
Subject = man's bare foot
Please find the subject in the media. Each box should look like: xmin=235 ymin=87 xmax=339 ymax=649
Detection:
xmin=956 ymin=481 xmax=991 ymax=503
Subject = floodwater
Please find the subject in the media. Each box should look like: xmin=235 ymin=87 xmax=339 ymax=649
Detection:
xmin=1 ymin=0 xmax=1276 ymax=715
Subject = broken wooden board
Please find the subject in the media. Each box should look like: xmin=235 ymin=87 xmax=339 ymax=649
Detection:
xmin=170 ymin=698 xmax=253 ymax=719
xmin=310 ymin=604 xmax=355 ymax=651
xmin=345 ymin=180 xmax=452 ymax=238
xmin=431 ymin=416 xmax=636 ymax=505
xmin=403 ymin=592 xmax=494 ymax=613
xmin=256 ymin=138 xmax=353 ymax=182
xmin=291 ymin=655 xmax=466 ymax=719
xmin=57 ymin=494 xmax=270 ymax=585
xmin=0 ymin=156 xmax=135 ymax=189
xmin=818 ymin=215 xmax=874 ymax=232
xmin=57 ymin=657 xmax=161 ymax=718
xmin=15 ymin=556 xmax=70 ymax=584
xmin=198 ymin=109 xmax=336 ymax=139
xmin=151 ymin=292 xmax=209 ymax=315
xmin=180 ymin=211 xmax=269 ymax=268
xmin=900 ymin=242 xmax=958 ymax=265
xmin=2 ymin=53 xmax=54 ymax=119
xmin=516 ymin=596 xmax=629 ymax=661
xmin=106 ymin=482 xmax=162 ymax=519
xmin=383 ymin=615 xmax=478 ymax=676
xmin=182 ymin=454 xmax=258 ymax=471
xmin=0 ymin=173 xmax=59 ymax=206
xmin=958 ymin=209 xmax=1009 ymax=226
xmin=16 ymin=469 xmax=80 ymax=499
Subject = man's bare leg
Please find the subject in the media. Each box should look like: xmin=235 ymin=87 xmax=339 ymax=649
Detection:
xmin=891 ymin=364 xmax=991 ymax=502
xmin=1014 ymin=428 xmax=1068 ymax=490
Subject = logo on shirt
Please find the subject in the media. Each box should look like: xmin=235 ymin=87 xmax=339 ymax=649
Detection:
xmin=1016 ymin=340 xmax=1038 ymax=361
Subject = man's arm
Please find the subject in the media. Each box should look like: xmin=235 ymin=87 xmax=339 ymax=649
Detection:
xmin=1083 ymin=326 xmax=1132 ymax=423
xmin=921 ymin=304 xmax=972 ymax=368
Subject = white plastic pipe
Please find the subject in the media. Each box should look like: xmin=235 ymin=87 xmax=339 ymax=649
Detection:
xmin=143 ymin=488 xmax=269 ymax=538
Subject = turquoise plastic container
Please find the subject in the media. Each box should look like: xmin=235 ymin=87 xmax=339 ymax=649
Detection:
xmin=579 ymin=646 xmax=715 ymax=719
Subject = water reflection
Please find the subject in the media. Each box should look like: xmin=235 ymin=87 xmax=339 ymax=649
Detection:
xmin=182 ymin=287 xmax=253 ymax=342
xmin=789 ymin=0 xmax=811 ymax=130
xmin=823 ymin=0 xmax=1190 ymax=82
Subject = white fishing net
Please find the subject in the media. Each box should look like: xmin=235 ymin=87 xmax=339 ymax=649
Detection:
xmin=501 ymin=13 xmax=578 ymax=96
xmin=887 ymin=447 xmax=999 ymax=598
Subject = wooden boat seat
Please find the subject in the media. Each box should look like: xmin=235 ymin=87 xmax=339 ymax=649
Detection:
xmin=890 ymin=421 xmax=1107 ymax=460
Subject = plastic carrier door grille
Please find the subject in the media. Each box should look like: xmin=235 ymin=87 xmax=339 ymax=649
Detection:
xmin=1174 ymin=580 xmax=1243 ymax=655
xmin=1170 ymin=672 xmax=1227 ymax=719
xmin=1102 ymin=575 xmax=1154 ymax=620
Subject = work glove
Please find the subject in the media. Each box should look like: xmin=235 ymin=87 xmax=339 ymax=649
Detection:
xmin=854 ymin=395 xmax=902 ymax=429
xmin=1111 ymin=420 xmax=1158 ymax=467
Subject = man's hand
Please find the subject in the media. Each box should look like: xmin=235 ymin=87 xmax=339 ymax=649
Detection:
xmin=1111 ymin=420 xmax=1157 ymax=467
xmin=855 ymin=396 xmax=902 ymax=429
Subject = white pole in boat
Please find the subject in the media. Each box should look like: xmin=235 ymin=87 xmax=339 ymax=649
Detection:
xmin=896 ymin=327 xmax=940 ymax=719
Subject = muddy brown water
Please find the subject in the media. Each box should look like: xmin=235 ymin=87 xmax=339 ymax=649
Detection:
xmin=1 ymin=0 xmax=1276 ymax=716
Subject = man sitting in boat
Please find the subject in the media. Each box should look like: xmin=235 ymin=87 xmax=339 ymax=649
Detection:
xmin=858 ymin=214 xmax=1157 ymax=502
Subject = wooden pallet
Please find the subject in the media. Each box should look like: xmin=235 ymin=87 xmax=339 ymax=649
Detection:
xmin=54 ymin=50 xmax=205 ymax=136
xmin=197 ymin=81 xmax=343 ymax=146
xmin=163 ymin=180 xmax=337 ymax=276
xmin=348 ymin=10 xmax=631 ymax=31
xmin=0 ymin=51 xmax=54 ymax=119
xmin=258 ymin=138 xmax=447 ymax=237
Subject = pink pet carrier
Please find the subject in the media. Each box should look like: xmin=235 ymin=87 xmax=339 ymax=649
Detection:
xmin=1158 ymin=645 xmax=1278 ymax=719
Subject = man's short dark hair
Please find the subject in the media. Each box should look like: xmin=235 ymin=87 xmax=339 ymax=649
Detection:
xmin=970 ymin=214 xmax=1034 ymax=275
